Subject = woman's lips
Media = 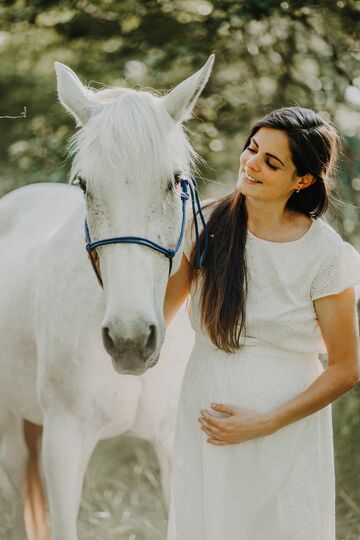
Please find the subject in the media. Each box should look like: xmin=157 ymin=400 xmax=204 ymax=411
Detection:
xmin=241 ymin=171 xmax=262 ymax=185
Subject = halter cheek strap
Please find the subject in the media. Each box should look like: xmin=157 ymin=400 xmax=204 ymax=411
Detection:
xmin=84 ymin=177 xmax=208 ymax=288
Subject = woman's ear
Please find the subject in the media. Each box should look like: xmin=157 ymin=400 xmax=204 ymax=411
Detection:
xmin=297 ymin=173 xmax=317 ymax=190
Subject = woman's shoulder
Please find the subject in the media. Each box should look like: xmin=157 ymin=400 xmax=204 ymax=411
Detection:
xmin=310 ymin=217 xmax=360 ymax=284
xmin=312 ymin=217 xmax=345 ymax=253
xmin=310 ymin=218 xmax=360 ymax=301
xmin=201 ymin=197 xmax=218 ymax=215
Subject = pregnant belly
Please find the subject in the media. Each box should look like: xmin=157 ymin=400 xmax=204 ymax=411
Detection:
xmin=181 ymin=336 xmax=323 ymax=415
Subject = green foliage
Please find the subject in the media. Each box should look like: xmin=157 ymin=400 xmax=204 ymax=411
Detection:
xmin=333 ymin=385 xmax=360 ymax=538
xmin=1 ymin=0 xmax=360 ymax=213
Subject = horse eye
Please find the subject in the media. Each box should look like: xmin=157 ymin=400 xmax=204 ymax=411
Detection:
xmin=174 ymin=171 xmax=184 ymax=188
xmin=167 ymin=173 xmax=180 ymax=193
xmin=73 ymin=175 xmax=87 ymax=193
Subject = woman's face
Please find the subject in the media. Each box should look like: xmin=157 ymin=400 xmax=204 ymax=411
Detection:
xmin=238 ymin=127 xmax=308 ymax=201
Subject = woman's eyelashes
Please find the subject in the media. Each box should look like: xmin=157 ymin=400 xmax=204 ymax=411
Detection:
xmin=267 ymin=162 xmax=278 ymax=171
xmin=247 ymin=146 xmax=278 ymax=171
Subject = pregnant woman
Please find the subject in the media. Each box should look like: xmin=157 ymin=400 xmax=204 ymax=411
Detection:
xmin=164 ymin=106 xmax=360 ymax=540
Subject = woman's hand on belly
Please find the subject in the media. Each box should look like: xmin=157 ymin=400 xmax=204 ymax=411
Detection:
xmin=198 ymin=403 xmax=275 ymax=445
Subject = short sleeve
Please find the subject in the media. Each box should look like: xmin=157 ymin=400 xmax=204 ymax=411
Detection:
xmin=310 ymin=240 xmax=360 ymax=302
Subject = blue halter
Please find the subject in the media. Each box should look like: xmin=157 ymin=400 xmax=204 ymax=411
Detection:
xmin=84 ymin=177 xmax=208 ymax=288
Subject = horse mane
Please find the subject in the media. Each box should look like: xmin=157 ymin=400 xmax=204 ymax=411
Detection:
xmin=68 ymin=85 xmax=200 ymax=189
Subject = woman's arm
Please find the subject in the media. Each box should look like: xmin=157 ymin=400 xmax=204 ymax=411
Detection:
xmin=265 ymin=286 xmax=360 ymax=432
xmin=199 ymin=287 xmax=360 ymax=445
xmin=163 ymin=253 xmax=191 ymax=327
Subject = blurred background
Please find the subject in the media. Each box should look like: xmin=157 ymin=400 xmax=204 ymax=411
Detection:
xmin=1 ymin=0 xmax=360 ymax=538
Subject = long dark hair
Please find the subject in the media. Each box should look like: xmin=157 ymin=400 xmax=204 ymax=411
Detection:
xmin=188 ymin=106 xmax=341 ymax=353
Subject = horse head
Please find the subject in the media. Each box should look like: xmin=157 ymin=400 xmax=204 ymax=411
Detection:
xmin=54 ymin=55 xmax=214 ymax=375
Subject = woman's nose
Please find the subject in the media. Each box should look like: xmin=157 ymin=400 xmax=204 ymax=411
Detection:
xmin=246 ymin=155 xmax=261 ymax=172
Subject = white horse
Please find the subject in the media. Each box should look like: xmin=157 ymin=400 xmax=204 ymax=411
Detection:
xmin=0 ymin=55 xmax=214 ymax=539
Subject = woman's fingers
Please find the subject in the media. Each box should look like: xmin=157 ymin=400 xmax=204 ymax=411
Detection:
xmin=199 ymin=410 xmax=226 ymax=428
xmin=207 ymin=438 xmax=227 ymax=445
xmin=199 ymin=418 xmax=224 ymax=440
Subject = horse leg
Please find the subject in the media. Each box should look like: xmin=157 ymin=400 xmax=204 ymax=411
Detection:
xmin=41 ymin=413 xmax=98 ymax=540
xmin=154 ymin=440 xmax=172 ymax=512
xmin=0 ymin=413 xmax=28 ymax=540
xmin=23 ymin=420 xmax=50 ymax=540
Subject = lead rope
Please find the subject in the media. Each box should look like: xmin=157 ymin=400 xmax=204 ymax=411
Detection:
xmin=188 ymin=177 xmax=208 ymax=269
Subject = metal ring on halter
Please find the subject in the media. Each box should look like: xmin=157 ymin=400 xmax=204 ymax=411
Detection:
xmin=84 ymin=177 xmax=208 ymax=288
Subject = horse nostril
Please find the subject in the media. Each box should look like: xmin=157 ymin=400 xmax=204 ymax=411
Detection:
xmin=144 ymin=324 xmax=158 ymax=356
xmin=102 ymin=322 xmax=159 ymax=359
xmin=102 ymin=326 xmax=114 ymax=350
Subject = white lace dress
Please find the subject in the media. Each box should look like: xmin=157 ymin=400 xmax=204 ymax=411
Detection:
xmin=167 ymin=211 xmax=360 ymax=540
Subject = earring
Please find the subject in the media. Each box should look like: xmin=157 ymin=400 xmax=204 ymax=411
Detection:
xmin=296 ymin=188 xmax=300 ymax=193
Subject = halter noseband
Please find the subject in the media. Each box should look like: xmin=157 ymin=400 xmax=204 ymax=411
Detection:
xmin=84 ymin=177 xmax=208 ymax=288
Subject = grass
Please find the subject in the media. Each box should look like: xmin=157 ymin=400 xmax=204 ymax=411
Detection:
xmin=0 ymin=387 xmax=359 ymax=539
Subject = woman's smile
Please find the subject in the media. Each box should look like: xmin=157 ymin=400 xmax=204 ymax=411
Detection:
xmin=241 ymin=170 xmax=263 ymax=185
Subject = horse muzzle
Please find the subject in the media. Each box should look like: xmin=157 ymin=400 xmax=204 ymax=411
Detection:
xmin=102 ymin=321 xmax=162 ymax=374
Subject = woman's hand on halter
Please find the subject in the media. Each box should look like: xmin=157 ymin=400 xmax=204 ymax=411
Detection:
xmin=198 ymin=404 xmax=275 ymax=445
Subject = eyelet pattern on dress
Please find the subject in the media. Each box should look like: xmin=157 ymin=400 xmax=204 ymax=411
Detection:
xmin=183 ymin=210 xmax=360 ymax=355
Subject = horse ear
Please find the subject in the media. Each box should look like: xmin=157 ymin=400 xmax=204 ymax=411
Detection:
xmin=54 ymin=62 xmax=100 ymax=126
xmin=162 ymin=54 xmax=215 ymax=122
